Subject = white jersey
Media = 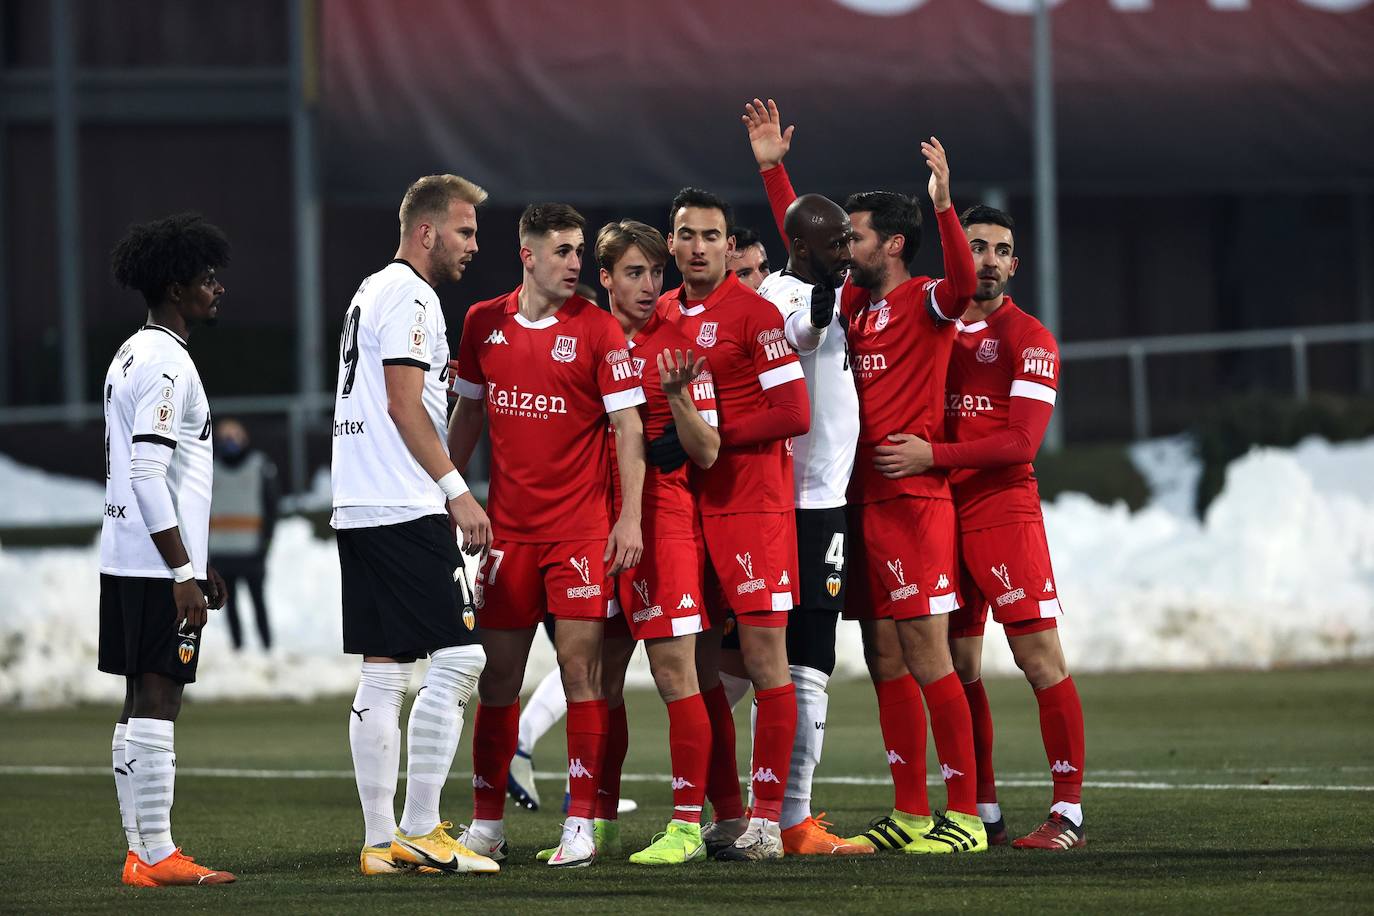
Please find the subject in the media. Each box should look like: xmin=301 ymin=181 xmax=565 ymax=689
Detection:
xmin=331 ymin=259 xmax=451 ymax=529
xmin=100 ymin=325 xmax=214 ymax=578
xmin=757 ymin=270 xmax=859 ymax=510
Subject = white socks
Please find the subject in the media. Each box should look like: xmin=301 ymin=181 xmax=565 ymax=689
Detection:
xmin=978 ymin=802 xmax=1004 ymax=824
xmin=1051 ymin=801 xmax=1084 ymax=826
xmin=399 ymin=645 xmax=485 ymax=836
xmin=349 ymin=661 xmax=412 ymax=848
xmin=112 ymin=723 xmax=140 ymax=855
xmin=781 ymin=665 xmax=829 ymax=830
xmin=125 ymin=717 xmax=177 ymax=865
xmin=517 ymin=666 xmax=567 ymax=756
xmin=720 ymin=671 xmax=752 ymax=709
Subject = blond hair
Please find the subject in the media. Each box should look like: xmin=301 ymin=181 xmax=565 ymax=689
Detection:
xmin=399 ymin=174 xmax=488 ymax=232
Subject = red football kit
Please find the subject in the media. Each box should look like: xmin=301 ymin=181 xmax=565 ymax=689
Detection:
xmin=934 ymin=296 xmax=1063 ymax=638
xmin=662 ymin=272 xmax=809 ymax=627
xmin=605 ymin=311 xmax=717 ymax=641
xmin=453 ymin=290 xmax=645 ymax=628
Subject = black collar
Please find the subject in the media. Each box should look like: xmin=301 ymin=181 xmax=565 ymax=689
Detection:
xmin=141 ymin=324 xmax=188 ymax=350
xmin=391 ymin=258 xmax=429 ymax=284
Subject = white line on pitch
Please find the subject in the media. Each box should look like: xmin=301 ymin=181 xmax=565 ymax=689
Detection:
xmin=1 ymin=764 xmax=1370 ymax=792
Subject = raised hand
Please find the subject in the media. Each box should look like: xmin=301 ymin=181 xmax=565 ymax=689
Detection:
xmin=742 ymin=97 xmax=795 ymax=171
xmin=657 ymin=347 xmax=707 ymax=399
xmin=922 ymin=136 xmax=952 ymax=212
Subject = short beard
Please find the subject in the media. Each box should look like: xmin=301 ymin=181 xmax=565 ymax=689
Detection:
xmin=973 ymin=280 xmax=1007 ymax=302
xmin=849 ymin=262 xmax=885 ymax=292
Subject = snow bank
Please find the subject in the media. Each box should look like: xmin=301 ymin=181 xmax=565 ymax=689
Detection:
xmin=2 ymin=439 xmax=1372 ymax=707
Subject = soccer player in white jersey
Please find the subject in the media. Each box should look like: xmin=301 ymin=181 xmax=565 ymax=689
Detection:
xmin=750 ymin=193 xmax=869 ymax=855
xmin=331 ymin=174 xmax=498 ymax=876
xmin=101 ymin=213 xmax=234 ymax=887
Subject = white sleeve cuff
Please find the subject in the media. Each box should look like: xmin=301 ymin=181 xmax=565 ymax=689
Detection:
xmin=758 ymin=362 xmax=805 ymax=391
xmin=699 ymin=409 xmax=719 ymax=428
xmin=453 ymin=377 xmax=485 ymax=400
xmin=603 ymin=386 xmax=647 ymax=413
xmin=1010 ymin=379 xmax=1057 ymax=405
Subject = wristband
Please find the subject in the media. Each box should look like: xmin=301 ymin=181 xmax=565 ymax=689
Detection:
xmin=171 ymin=562 xmax=196 ymax=583
xmin=437 ymin=469 xmax=470 ymax=501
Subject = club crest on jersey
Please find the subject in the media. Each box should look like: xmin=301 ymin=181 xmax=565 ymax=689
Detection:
xmin=551 ymin=334 xmax=578 ymax=363
xmin=825 ymin=573 xmax=842 ymax=598
xmin=976 ymin=338 xmax=1000 ymax=363
xmin=631 ymin=356 xmax=646 ymax=378
xmin=696 ymin=321 xmax=719 ymax=348
xmin=874 ymin=305 xmax=892 ymax=331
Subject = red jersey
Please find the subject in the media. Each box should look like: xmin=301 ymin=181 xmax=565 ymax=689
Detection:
xmin=940 ymin=297 xmax=1060 ymax=531
xmin=454 ymin=290 xmax=645 ymax=542
xmin=608 ymin=311 xmax=718 ymax=539
xmin=842 ymin=276 xmax=958 ymax=504
xmin=663 ymin=272 xmax=803 ymax=516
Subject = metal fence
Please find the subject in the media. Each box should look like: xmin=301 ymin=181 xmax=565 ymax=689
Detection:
xmin=2 ymin=321 xmax=1372 ymax=494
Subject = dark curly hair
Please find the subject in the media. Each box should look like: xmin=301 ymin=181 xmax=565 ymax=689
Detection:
xmin=110 ymin=213 xmax=230 ymax=307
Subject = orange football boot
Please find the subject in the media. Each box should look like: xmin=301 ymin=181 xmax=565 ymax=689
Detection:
xmin=121 ymin=850 xmax=157 ymax=887
xmin=133 ymin=848 xmax=237 ymax=885
xmin=782 ymin=813 xmax=875 ymax=855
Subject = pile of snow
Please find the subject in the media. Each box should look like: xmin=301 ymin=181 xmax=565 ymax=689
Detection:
xmin=0 ymin=453 xmax=106 ymax=526
xmin=1 ymin=437 xmax=1372 ymax=707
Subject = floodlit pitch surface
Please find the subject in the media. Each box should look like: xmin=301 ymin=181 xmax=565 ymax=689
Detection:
xmin=2 ymin=667 xmax=1371 ymax=913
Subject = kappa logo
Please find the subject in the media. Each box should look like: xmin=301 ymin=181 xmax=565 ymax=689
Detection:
xmin=484 ymin=330 xmax=509 ymax=345
xmin=671 ymin=776 xmax=696 ymax=790
xmin=935 ymin=573 xmax=950 ymax=590
xmin=677 ymin=594 xmax=697 ymax=610
xmin=751 ymin=767 xmax=782 ymax=784
xmin=940 ymin=763 xmax=966 ymax=780
xmin=568 ymin=758 xmax=593 ymax=779
xmin=551 ymin=334 xmax=578 ymax=363
xmin=1044 ymin=578 xmax=1055 ymax=593
xmin=825 ymin=573 xmax=842 ymax=598
xmin=472 ymin=774 xmax=496 ymax=789
xmin=991 ymin=563 xmax=1013 ymax=591
xmin=887 ymin=749 xmax=907 ymax=765
xmin=1050 ymin=759 xmax=1079 ymax=774
xmin=976 ymin=337 xmax=1000 ymax=363
xmin=778 ymin=570 xmax=791 ymax=588
xmin=874 ymin=304 xmax=891 ymax=331
xmin=696 ymin=321 xmax=719 ymax=348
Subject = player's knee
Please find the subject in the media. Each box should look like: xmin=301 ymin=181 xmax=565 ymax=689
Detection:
xmin=649 ymin=661 xmax=695 ymax=703
xmin=478 ymin=663 xmax=522 ymax=705
xmin=558 ymin=655 xmax=601 ymax=700
xmin=950 ymin=642 xmax=982 ymax=683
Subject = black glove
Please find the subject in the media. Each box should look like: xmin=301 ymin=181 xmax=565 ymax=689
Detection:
xmin=647 ymin=423 xmax=690 ymax=473
xmin=810 ymin=282 xmax=835 ymax=330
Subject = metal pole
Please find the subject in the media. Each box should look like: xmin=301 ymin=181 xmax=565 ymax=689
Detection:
xmin=1033 ymin=0 xmax=1063 ymax=449
xmin=1128 ymin=345 xmax=1149 ymax=440
xmin=1355 ymin=192 xmax=1374 ymax=393
xmin=1291 ymin=334 xmax=1310 ymax=403
xmin=52 ymin=0 xmax=85 ymax=414
xmin=289 ymin=0 xmax=324 ymax=413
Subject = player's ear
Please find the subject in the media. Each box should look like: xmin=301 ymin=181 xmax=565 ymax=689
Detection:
xmin=599 ymin=267 xmax=613 ymax=292
xmin=887 ymin=232 xmax=905 ymax=260
xmin=667 ymin=232 xmax=676 ymax=255
xmin=519 ymin=245 xmax=534 ymax=271
xmin=1008 ymin=255 xmax=1019 ymax=278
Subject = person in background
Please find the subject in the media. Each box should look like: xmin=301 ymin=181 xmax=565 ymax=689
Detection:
xmin=209 ymin=418 xmax=280 ymax=651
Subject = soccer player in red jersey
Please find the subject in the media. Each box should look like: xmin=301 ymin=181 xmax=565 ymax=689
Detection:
xmin=747 ymin=98 xmax=987 ymax=853
xmin=878 ymin=205 xmax=1086 ymax=850
xmin=448 ymin=203 xmax=647 ymax=869
xmin=660 ymin=186 xmax=811 ymax=861
xmin=573 ymin=219 xmax=720 ymax=866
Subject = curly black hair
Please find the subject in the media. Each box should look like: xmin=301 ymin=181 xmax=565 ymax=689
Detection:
xmin=110 ymin=213 xmax=230 ymax=307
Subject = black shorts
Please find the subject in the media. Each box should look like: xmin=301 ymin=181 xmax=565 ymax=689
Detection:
xmin=98 ymin=574 xmax=203 ymax=683
xmin=337 ymin=513 xmax=480 ymax=658
xmin=795 ymin=507 xmax=847 ymax=613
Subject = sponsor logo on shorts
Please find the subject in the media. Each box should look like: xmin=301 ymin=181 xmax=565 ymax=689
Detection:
xmin=778 ymin=570 xmax=790 ymax=587
xmin=677 ymin=594 xmax=697 ymax=610
xmin=751 ymin=767 xmax=781 ymax=784
xmin=633 ymin=606 xmax=663 ymax=623
xmin=825 ymin=573 xmax=842 ymax=598
xmin=736 ymin=552 xmax=767 ymax=595
xmin=935 ymin=573 xmax=950 ymax=590
xmin=567 ymin=556 xmax=602 ymax=600
xmin=1044 ymin=578 xmax=1055 ymax=593
xmin=940 ymin=763 xmax=965 ymax=780
xmin=696 ymin=321 xmax=719 ymax=348
xmin=632 ymin=578 xmax=653 ymax=605
xmin=551 ymin=334 xmax=578 ymax=363
xmin=886 ymin=559 xmax=920 ymax=602
xmin=991 ymin=563 xmax=1025 ymax=606
xmin=976 ymin=337 xmax=1000 ymax=363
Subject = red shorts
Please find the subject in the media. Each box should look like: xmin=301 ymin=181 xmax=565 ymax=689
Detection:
xmin=700 ymin=511 xmax=797 ymax=628
xmin=606 ymin=538 xmax=708 ymax=641
xmin=949 ymin=521 xmax=1063 ymax=639
xmin=475 ymin=538 xmax=609 ymax=630
xmin=846 ymin=497 xmax=961 ymax=621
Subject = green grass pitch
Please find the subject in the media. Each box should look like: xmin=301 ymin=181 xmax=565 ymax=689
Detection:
xmin=2 ymin=666 xmax=1371 ymax=914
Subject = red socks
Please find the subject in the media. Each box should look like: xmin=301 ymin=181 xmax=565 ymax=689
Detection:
xmin=471 ymin=701 xmax=519 ymax=821
xmin=666 ymin=693 xmax=711 ymax=823
xmin=1035 ymin=676 xmax=1085 ymax=805
xmin=749 ymin=682 xmax=797 ymax=822
xmin=594 ymin=702 xmax=629 ymax=820
xmin=963 ymin=677 xmax=998 ymax=805
xmin=921 ymin=672 xmax=977 ymax=816
xmin=874 ymin=675 xmax=930 ymax=817
xmin=565 ymin=698 xmax=609 ymax=819
xmin=702 ymin=683 xmax=745 ymax=821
